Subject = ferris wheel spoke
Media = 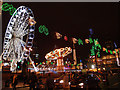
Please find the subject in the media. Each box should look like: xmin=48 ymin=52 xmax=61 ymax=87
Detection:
xmin=10 ymin=59 xmax=17 ymax=71
xmin=16 ymin=38 xmax=26 ymax=47
xmin=15 ymin=16 xmax=29 ymax=37
xmin=18 ymin=40 xmax=24 ymax=60
xmin=6 ymin=40 xmax=14 ymax=59
xmin=12 ymin=39 xmax=18 ymax=60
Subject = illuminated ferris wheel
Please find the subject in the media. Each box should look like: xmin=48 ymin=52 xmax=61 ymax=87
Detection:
xmin=2 ymin=6 xmax=36 ymax=72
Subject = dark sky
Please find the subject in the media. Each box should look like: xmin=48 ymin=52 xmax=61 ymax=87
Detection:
xmin=2 ymin=2 xmax=120 ymax=62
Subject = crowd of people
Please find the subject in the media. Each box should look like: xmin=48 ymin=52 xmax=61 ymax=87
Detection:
xmin=4 ymin=70 xmax=118 ymax=90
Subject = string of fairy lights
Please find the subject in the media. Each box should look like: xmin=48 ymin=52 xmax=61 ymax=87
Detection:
xmin=39 ymin=25 xmax=119 ymax=58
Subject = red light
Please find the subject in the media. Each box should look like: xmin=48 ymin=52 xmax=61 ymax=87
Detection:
xmin=64 ymin=36 xmax=68 ymax=41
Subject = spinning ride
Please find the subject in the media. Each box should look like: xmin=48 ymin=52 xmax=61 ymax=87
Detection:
xmin=45 ymin=47 xmax=72 ymax=70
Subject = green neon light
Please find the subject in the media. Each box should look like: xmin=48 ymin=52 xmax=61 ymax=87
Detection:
xmin=118 ymin=50 xmax=119 ymax=53
xmin=98 ymin=53 xmax=100 ymax=57
xmin=89 ymin=38 xmax=93 ymax=44
xmin=2 ymin=3 xmax=16 ymax=15
xmin=39 ymin=25 xmax=49 ymax=35
xmin=44 ymin=28 xmax=49 ymax=35
xmin=51 ymin=62 xmax=53 ymax=64
xmin=18 ymin=66 xmax=20 ymax=68
xmin=40 ymin=62 xmax=42 ymax=65
xmin=0 ymin=61 xmax=2 ymax=63
xmin=97 ymin=52 xmax=100 ymax=57
xmin=98 ymin=44 xmax=102 ymax=49
xmin=94 ymin=39 xmax=98 ymax=46
xmin=71 ymin=64 xmax=73 ymax=66
xmin=106 ymin=49 xmax=108 ymax=53
xmin=90 ymin=45 xmax=95 ymax=56
xmin=78 ymin=38 xmax=83 ymax=45
xmin=39 ymin=25 xmax=44 ymax=33
xmin=28 ymin=62 xmax=29 ymax=65
xmin=110 ymin=50 xmax=113 ymax=54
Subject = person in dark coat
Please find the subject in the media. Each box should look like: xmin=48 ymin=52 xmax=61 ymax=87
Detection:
xmin=13 ymin=77 xmax=18 ymax=90
xmin=29 ymin=72 xmax=37 ymax=90
xmin=46 ymin=73 xmax=55 ymax=90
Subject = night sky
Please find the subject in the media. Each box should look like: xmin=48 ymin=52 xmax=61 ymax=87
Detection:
xmin=2 ymin=2 xmax=120 ymax=62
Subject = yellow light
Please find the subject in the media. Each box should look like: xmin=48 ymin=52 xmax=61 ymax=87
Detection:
xmin=72 ymin=38 xmax=78 ymax=44
xmin=85 ymin=39 xmax=89 ymax=43
xmin=29 ymin=18 xmax=36 ymax=26
xmin=103 ymin=68 xmax=105 ymax=70
xmin=103 ymin=47 xmax=106 ymax=51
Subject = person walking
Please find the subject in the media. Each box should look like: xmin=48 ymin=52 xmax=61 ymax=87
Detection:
xmin=46 ymin=73 xmax=55 ymax=90
xmin=63 ymin=72 xmax=70 ymax=89
xmin=29 ymin=72 xmax=37 ymax=90
xmin=13 ymin=76 xmax=18 ymax=90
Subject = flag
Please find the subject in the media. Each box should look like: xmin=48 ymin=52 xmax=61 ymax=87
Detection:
xmin=85 ymin=39 xmax=89 ymax=44
xmin=72 ymin=38 xmax=78 ymax=44
xmin=78 ymin=38 xmax=83 ymax=45
xmin=55 ymin=32 xmax=62 ymax=39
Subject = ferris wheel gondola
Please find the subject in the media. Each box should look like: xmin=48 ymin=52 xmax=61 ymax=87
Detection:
xmin=2 ymin=6 xmax=36 ymax=72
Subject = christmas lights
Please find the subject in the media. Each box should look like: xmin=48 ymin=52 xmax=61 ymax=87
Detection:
xmin=90 ymin=45 xmax=95 ymax=56
xmin=64 ymin=36 xmax=68 ymax=41
xmin=78 ymin=38 xmax=83 ymax=45
xmin=85 ymin=39 xmax=89 ymax=44
xmin=2 ymin=3 xmax=16 ymax=15
xmin=89 ymin=38 xmax=93 ymax=44
xmin=39 ymin=25 xmax=49 ymax=35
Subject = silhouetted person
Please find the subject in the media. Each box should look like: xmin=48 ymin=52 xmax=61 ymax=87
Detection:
xmin=13 ymin=77 xmax=18 ymax=90
xmin=29 ymin=72 xmax=37 ymax=90
xmin=63 ymin=72 xmax=70 ymax=89
xmin=46 ymin=73 xmax=54 ymax=90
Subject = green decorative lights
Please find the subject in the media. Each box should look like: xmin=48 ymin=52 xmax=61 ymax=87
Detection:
xmin=51 ymin=62 xmax=53 ymax=64
xmin=110 ymin=50 xmax=113 ymax=54
xmin=106 ymin=49 xmax=108 ymax=53
xmin=90 ymin=38 xmax=101 ymax=57
xmin=90 ymin=45 xmax=95 ymax=56
xmin=18 ymin=66 xmax=20 ymax=68
xmin=39 ymin=25 xmax=49 ymax=35
xmin=78 ymin=38 xmax=83 ymax=45
xmin=0 ymin=61 xmax=2 ymax=64
xmin=2 ymin=3 xmax=16 ymax=15
xmin=40 ymin=62 xmax=42 ymax=65
xmin=89 ymin=38 xmax=93 ymax=44
xmin=118 ymin=50 xmax=119 ymax=53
